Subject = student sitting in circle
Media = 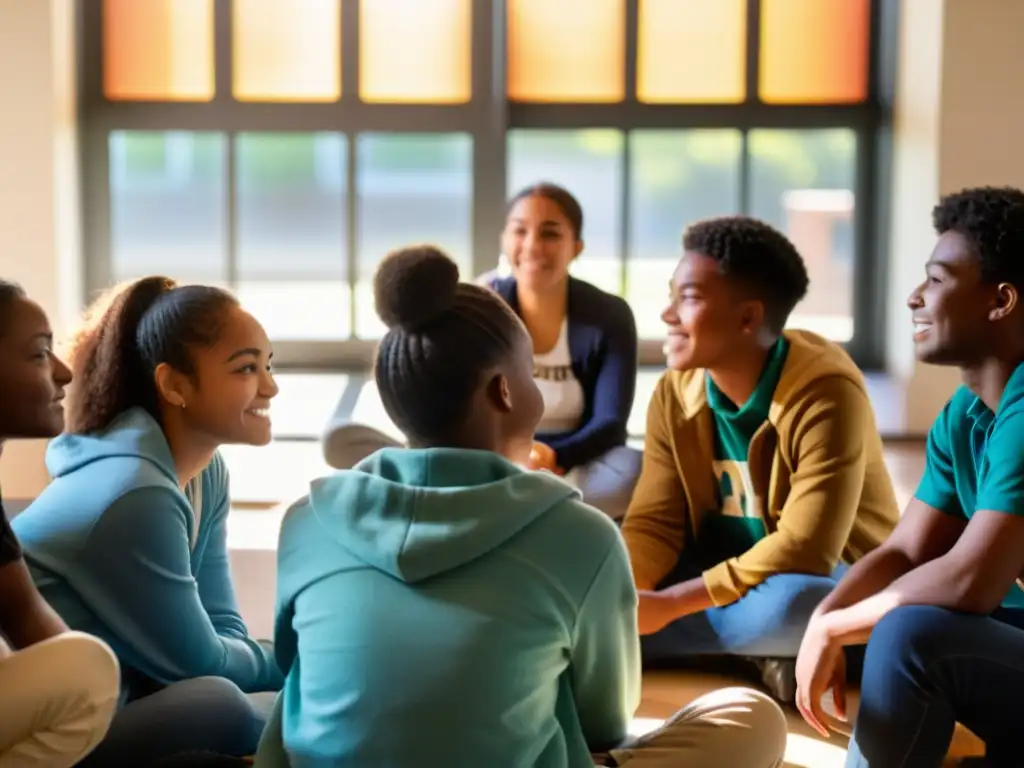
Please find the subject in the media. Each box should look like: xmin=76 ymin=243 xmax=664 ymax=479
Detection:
xmin=256 ymin=246 xmax=787 ymax=768
xmin=323 ymin=183 xmax=641 ymax=521
xmin=0 ymin=279 xmax=120 ymax=767
xmin=13 ymin=277 xmax=283 ymax=765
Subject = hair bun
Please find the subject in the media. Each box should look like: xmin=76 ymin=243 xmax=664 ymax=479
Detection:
xmin=374 ymin=246 xmax=460 ymax=332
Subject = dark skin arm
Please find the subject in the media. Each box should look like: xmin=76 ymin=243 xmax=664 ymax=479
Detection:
xmin=811 ymin=498 xmax=967 ymax=622
xmin=0 ymin=557 xmax=67 ymax=648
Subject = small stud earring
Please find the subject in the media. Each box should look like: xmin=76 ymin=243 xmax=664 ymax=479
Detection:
xmin=180 ymin=402 xmax=186 ymax=410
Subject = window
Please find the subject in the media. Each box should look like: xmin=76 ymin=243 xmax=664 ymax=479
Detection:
xmin=235 ymin=132 xmax=349 ymax=340
xmin=81 ymin=0 xmax=892 ymax=372
xmin=507 ymin=130 xmax=624 ymax=295
xmin=355 ymin=133 xmax=473 ymax=338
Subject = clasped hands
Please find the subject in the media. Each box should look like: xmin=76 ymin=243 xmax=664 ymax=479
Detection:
xmin=527 ymin=441 xmax=565 ymax=476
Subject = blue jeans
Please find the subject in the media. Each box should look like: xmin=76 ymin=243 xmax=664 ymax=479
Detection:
xmin=642 ymin=555 xmax=847 ymax=660
xmin=78 ymin=677 xmax=276 ymax=767
xmin=847 ymin=605 xmax=1024 ymax=768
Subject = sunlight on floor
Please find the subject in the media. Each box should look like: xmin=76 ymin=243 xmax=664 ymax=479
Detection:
xmin=628 ymin=716 xmax=847 ymax=767
xmin=784 ymin=733 xmax=848 ymax=768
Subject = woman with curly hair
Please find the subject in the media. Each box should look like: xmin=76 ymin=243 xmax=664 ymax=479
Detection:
xmin=13 ymin=277 xmax=282 ymax=765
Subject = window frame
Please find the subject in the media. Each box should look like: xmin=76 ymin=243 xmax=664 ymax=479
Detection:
xmin=77 ymin=0 xmax=897 ymax=371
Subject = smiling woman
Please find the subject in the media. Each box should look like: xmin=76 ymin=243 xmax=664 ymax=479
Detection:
xmin=11 ymin=276 xmax=283 ymax=765
xmin=0 ymin=280 xmax=120 ymax=768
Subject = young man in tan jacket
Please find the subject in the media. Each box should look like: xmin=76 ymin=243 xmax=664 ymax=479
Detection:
xmin=621 ymin=216 xmax=899 ymax=702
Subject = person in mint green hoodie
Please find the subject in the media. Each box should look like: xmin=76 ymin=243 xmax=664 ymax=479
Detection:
xmin=255 ymin=246 xmax=787 ymax=768
xmin=12 ymin=276 xmax=283 ymax=766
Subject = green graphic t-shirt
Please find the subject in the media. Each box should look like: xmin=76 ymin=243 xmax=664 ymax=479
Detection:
xmin=699 ymin=338 xmax=790 ymax=568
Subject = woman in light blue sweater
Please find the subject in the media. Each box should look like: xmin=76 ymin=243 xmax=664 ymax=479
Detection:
xmin=255 ymin=247 xmax=787 ymax=768
xmin=13 ymin=276 xmax=283 ymax=766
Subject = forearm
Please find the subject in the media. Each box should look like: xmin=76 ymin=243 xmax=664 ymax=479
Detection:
xmin=822 ymin=554 xmax=979 ymax=647
xmin=814 ymin=546 xmax=916 ymax=619
xmin=664 ymin=577 xmax=715 ymax=619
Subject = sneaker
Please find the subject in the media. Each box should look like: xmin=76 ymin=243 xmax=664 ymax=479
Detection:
xmin=751 ymin=657 xmax=797 ymax=704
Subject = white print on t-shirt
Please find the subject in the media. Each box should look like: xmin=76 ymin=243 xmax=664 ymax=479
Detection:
xmin=534 ymin=320 xmax=585 ymax=434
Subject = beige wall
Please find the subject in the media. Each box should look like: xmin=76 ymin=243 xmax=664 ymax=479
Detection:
xmin=0 ymin=0 xmax=80 ymax=497
xmin=886 ymin=0 xmax=1024 ymax=433
xmin=3 ymin=0 xmax=1024 ymax=493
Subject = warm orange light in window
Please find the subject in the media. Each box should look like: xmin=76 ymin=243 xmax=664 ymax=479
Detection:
xmin=638 ymin=0 xmax=746 ymax=103
xmin=103 ymin=0 xmax=214 ymax=101
xmin=507 ymin=0 xmax=625 ymax=103
xmin=760 ymin=0 xmax=870 ymax=104
xmin=233 ymin=0 xmax=341 ymax=102
xmin=359 ymin=0 xmax=472 ymax=103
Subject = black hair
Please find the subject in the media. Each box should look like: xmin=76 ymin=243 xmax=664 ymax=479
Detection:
xmin=682 ymin=216 xmax=809 ymax=333
xmin=0 ymin=279 xmax=26 ymax=337
xmin=507 ymin=182 xmax=584 ymax=240
xmin=374 ymin=245 xmax=526 ymax=444
xmin=932 ymin=186 xmax=1024 ymax=288
xmin=66 ymin=276 xmax=239 ymax=434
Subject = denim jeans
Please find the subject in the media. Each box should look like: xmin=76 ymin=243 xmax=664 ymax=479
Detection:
xmin=847 ymin=604 xmax=1024 ymax=768
xmin=642 ymin=555 xmax=847 ymax=661
xmin=79 ymin=676 xmax=277 ymax=767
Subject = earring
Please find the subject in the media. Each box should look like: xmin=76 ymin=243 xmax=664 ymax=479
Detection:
xmin=180 ymin=402 xmax=186 ymax=410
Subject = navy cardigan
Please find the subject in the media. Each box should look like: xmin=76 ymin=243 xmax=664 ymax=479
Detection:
xmin=490 ymin=276 xmax=638 ymax=471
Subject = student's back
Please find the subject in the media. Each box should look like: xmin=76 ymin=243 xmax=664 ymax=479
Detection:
xmin=259 ymin=245 xmax=788 ymax=768
xmin=274 ymin=447 xmax=635 ymax=767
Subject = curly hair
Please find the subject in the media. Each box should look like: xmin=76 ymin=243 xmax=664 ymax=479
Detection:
xmin=682 ymin=216 xmax=809 ymax=333
xmin=374 ymin=245 xmax=526 ymax=444
xmin=507 ymin=182 xmax=584 ymax=240
xmin=933 ymin=186 xmax=1024 ymax=287
xmin=66 ymin=276 xmax=238 ymax=434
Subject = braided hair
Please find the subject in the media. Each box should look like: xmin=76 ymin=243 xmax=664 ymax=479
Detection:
xmin=374 ymin=245 xmax=527 ymax=444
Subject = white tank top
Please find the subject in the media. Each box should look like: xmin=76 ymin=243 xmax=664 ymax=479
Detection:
xmin=533 ymin=320 xmax=585 ymax=434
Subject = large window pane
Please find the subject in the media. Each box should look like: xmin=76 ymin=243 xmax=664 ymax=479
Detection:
xmin=759 ymin=0 xmax=870 ymax=104
xmin=355 ymin=134 xmax=473 ymax=339
xmin=628 ymin=131 xmax=743 ymax=337
xmin=109 ymin=131 xmax=225 ymax=283
xmin=233 ymin=0 xmax=341 ymax=102
xmin=360 ymin=0 xmax=471 ymax=103
xmin=103 ymin=0 xmax=214 ymax=101
xmin=749 ymin=129 xmax=857 ymax=341
xmin=235 ymin=133 xmax=349 ymax=340
xmin=637 ymin=0 xmax=746 ymax=104
xmin=507 ymin=0 xmax=625 ymax=102
xmin=507 ymin=130 xmax=624 ymax=295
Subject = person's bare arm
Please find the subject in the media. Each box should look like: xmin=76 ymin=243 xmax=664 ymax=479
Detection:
xmin=822 ymin=509 xmax=1024 ymax=646
xmin=812 ymin=498 xmax=966 ymax=621
xmin=0 ymin=557 xmax=67 ymax=648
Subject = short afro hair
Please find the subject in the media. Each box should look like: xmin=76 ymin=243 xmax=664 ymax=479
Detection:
xmin=682 ymin=216 xmax=809 ymax=333
xmin=932 ymin=186 xmax=1024 ymax=288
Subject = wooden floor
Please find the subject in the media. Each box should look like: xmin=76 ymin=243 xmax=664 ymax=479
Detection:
xmin=228 ymin=441 xmax=985 ymax=767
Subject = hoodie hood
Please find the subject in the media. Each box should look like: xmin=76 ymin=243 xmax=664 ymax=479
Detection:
xmin=305 ymin=447 xmax=580 ymax=584
xmin=46 ymin=407 xmax=176 ymax=483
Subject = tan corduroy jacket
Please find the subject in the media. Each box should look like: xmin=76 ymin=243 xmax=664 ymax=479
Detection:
xmin=621 ymin=330 xmax=900 ymax=606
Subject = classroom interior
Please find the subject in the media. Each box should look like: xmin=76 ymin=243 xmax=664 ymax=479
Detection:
xmin=3 ymin=0 xmax=1023 ymax=764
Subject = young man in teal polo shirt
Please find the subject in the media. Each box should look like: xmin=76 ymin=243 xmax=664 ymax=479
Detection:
xmin=793 ymin=186 xmax=1024 ymax=767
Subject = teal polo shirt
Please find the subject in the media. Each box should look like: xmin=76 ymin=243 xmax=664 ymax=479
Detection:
xmin=915 ymin=364 xmax=1024 ymax=608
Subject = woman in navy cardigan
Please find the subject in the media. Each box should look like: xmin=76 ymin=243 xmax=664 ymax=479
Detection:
xmin=488 ymin=183 xmax=640 ymax=518
xmin=322 ymin=183 xmax=642 ymax=518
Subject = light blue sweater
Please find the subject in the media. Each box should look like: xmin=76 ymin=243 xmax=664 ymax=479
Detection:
xmin=12 ymin=408 xmax=282 ymax=701
xmin=256 ymin=447 xmax=640 ymax=768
